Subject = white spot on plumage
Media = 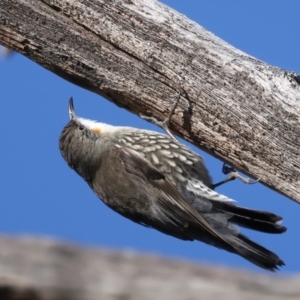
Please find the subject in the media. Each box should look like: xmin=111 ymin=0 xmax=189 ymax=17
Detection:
xmin=175 ymin=173 xmax=186 ymax=182
xmin=160 ymin=150 xmax=173 ymax=158
xmin=167 ymin=160 xmax=176 ymax=167
xmin=151 ymin=153 xmax=159 ymax=164
xmin=132 ymin=136 xmax=141 ymax=141
xmin=158 ymin=139 xmax=169 ymax=143
xmin=186 ymin=181 xmax=235 ymax=202
xmin=148 ymin=140 xmax=157 ymax=144
xmin=143 ymin=146 xmax=156 ymax=152
xmin=179 ymin=154 xmax=187 ymax=161
xmin=161 ymin=144 xmax=170 ymax=149
xmin=183 ymin=150 xmax=193 ymax=157
xmin=170 ymin=143 xmax=179 ymax=149
xmin=125 ymin=136 xmax=134 ymax=142
xmin=185 ymin=160 xmax=193 ymax=165
xmin=132 ymin=144 xmax=143 ymax=150
xmin=190 ymin=156 xmax=200 ymax=162
xmin=175 ymin=166 xmax=182 ymax=173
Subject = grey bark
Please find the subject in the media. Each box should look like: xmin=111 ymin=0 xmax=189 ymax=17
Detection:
xmin=0 ymin=0 xmax=300 ymax=202
xmin=0 ymin=235 xmax=299 ymax=300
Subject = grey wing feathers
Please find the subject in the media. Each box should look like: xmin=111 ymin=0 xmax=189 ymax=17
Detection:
xmin=115 ymin=146 xmax=285 ymax=271
xmin=212 ymin=201 xmax=287 ymax=234
xmin=121 ymin=131 xmax=213 ymax=188
xmin=118 ymin=147 xmax=234 ymax=250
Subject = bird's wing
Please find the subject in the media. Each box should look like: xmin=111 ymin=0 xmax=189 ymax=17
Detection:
xmin=123 ymin=130 xmax=213 ymax=188
xmin=117 ymin=146 xmax=234 ymax=249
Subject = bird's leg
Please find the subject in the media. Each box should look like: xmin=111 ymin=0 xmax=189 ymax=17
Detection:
xmin=161 ymin=89 xmax=181 ymax=142
xmin=161 ymin=91 xmax=261 ymax=189
xmin=212 ymin=163 xmax=261 ymax=189
xmin=139 ymin=89 xmax=181 ymax=142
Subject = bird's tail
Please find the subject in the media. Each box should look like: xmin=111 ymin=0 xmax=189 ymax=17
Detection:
xmin=204 ymin=201 xmax=286 ymax=271
xmin=212 ymin=201 xmax=287 ymax=234
xmin=226 ymin=233 xmax=285 ymax=271
xmin=191 ymin=201 xmax=286 ymax=270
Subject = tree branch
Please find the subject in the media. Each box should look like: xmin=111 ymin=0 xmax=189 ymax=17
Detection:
xmin=0 ymin=235 xmax=299 ymax=300
xmin=0 ymin=0 xmax=299 ymax=202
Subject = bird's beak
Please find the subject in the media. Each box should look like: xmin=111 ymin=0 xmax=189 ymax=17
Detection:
xmin=68 ymin=97 xmax=76 ymax=120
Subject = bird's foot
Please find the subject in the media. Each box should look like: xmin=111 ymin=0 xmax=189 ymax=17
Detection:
xmin=161 ymin=88 xmax=181 ymax=142
xmin=139 ymin=88 xmax=181 ymax=141
xmin=212 ymin=163 xmax=261 ymax=189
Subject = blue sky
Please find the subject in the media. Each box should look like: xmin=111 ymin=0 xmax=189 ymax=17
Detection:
xmin=1 ymin=1 xmax=299 ymax=274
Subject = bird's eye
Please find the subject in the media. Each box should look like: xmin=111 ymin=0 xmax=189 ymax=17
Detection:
xmin=78 ymin=125 xmax=84 ymax=131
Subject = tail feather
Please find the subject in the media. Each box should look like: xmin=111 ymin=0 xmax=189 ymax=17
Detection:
xmin=192 ymin=201 xmax=286 ymax=270
xmin=229 ymin=234 xmax=285 ymax=271
xmin=212 ymin=201 xmax=287 ymax=234
xmin=230 ymin=216 xmax=285 ymax=234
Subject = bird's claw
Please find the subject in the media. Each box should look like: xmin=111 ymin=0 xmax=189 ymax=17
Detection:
xmin=161 ymin=88 xmax=181 ymax=142
xmin=212 ymin=163 xmax=261 ymax=189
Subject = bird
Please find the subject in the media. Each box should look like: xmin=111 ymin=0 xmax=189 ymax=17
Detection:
xmin=59 ymin=97 xmax=286 ymax=271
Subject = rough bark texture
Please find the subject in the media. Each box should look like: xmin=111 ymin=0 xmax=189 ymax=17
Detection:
xmin=0 ymin=0 xmax=300 ymax=202
xmin=0 ymin=235 xmax=299 ymax=300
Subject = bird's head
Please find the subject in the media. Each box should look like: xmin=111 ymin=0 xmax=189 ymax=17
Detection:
xmin=59 ymin=97 xmax=119 ymax=176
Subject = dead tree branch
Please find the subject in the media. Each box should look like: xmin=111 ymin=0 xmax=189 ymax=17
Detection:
xmin=0 ymin=0 xmax=299 ymax=202
xmin=0 ymin=235 xmax=299 ymax=300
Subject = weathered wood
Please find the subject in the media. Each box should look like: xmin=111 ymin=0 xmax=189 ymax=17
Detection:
xmin=0 ymin=0 xmax=299 ymax=202
xmin=0 ymin=235 xmax=299 ymax=300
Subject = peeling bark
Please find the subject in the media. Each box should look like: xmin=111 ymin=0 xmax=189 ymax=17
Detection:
xmin=0 ymin=0 xmax=299 ymax=202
